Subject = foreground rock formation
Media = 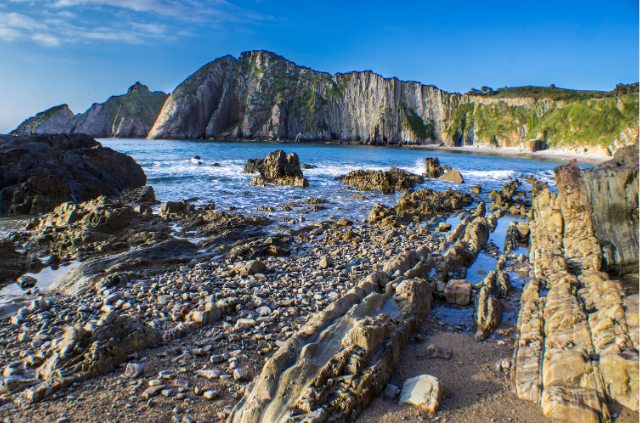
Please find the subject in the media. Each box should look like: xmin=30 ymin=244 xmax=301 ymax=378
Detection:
xmin=11 ymin=83 xmax=167 ymax=138
xmin=513 ymin=148 xmax=639 ymax=422
xmin=0 ymin=134 xmax=146 ymax=215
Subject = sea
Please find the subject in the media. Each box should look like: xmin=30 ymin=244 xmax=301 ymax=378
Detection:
xmin=100 ymin=138 xmax=570 ymax=223
xmin=0 ymin=139 xmax=588 ymax=311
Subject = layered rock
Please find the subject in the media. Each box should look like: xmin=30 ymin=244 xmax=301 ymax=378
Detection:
xmin=335 ymin=167 xmax=423 ymax=194
xmin=512 ymin=151 xmax=639 ymax=422
xmin=0 ymin=134 xmax=146 ymax=215
xmin=229 ymin=248 xmax=433 ymax=423
xmin=146 ymin=50 xmax=638 ymax=154
xmin=245 ymin=150 xmax=309 ymax=187
xmin=12 ymin=83 xmax=167 ymax=138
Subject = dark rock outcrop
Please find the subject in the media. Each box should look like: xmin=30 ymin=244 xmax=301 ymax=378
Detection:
xmin=11 ymin=83 xmax=167 ymax=138
xmin=335 ymin=168 xmax=424 ymax=194
xmin=581 ymin=145 xmax=639 ymax=274
xmin=246 ymin=150 xmax=309 ymax=187
xmin=0 ymin=134 xmax=146 ymax=215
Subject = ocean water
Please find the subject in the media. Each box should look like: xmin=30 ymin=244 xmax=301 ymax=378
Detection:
xmin=100 ymin=139 xmax=572 ymax=223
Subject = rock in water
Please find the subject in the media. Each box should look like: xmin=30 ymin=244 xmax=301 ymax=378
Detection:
xmin=443 ymin=279 xmax=471 ymax=305
xmin=399 ymin=374 xmax=443 ymax=412
xmin=424 ymin=157 xmax=448 ymax=178
xmin=438 ymin=169 xmax=464 ymax=183
xmin=247 ymin=150 xmax=309 ymax=187
xmin=0 ymin=134 xmax=146 ymax=215
xmin=335 ymin=168 xmax=424 ymax=194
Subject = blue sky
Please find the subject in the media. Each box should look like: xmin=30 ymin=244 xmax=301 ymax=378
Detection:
xmin=0 ymin=0 xmax=638 ymax=133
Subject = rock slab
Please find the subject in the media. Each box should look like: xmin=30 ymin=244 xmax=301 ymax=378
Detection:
xmin=399 ymin=374 xmax=443 ymax=413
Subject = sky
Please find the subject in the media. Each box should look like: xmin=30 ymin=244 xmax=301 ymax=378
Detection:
xmin=0 ymin=0 xmax=638 ymax=133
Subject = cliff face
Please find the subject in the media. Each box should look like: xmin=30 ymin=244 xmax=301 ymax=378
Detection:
xmin=148 ymin=51 xmax=639 ymax=155
xmin=12 ymin=83 xmax=167 ymax=138
xmin=148 ymin=51 xmax=465 ymax=144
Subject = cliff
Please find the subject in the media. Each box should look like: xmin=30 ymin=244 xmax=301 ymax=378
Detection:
xmin=11 ymin=82 xmax=167 ymax=138
xmin=148 ymin=51 xmax=639 ymax=155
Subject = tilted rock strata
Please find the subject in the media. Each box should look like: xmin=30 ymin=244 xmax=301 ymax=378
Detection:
xmin=229 ymin=249 xmax=433 ymax=423
xmin=11 ymin=83 xmax=168 ymax=138
xmin=0 ymin=134 xmax=146 ymax=215
xmin=513 ymin=153 xmax=639 ymax=422
xmin=146 ymin=51 xmax=638 ymax=154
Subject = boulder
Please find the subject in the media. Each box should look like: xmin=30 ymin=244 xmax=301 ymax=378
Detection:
xmin=438 ymin=169 xmax=464 ymax=183
xmin=247 ymin=151 xmax=309 ymax=187
xmin=0 ymin=134 xmax=146 ymax=215
xmin=443 ymin=279 xmax=471 ymax=305
xmin=424 ymin=157 xmax=447 ymax=178
xmin=399 ymin=374 xmax=443 ymax=413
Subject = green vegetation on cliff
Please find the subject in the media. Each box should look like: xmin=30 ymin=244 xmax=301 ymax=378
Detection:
xmin=400 ymin=103 xmax=435 ymax=140
xmin=446 ymin=94 xmax=639 ymax=148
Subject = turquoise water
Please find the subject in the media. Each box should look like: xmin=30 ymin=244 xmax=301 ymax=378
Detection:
xmin=100 ymin=139 xmax=570 ymax=223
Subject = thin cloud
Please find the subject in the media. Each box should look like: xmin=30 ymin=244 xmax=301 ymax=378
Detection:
xmin=3 ymin=0 xmax=272 ymax=46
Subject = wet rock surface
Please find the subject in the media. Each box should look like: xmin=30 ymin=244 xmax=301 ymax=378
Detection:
xmin=245 ymin=150 xmax=309 ymax=187
xmin=0 ymin=151 xmax=636 ymax=423
xmin=335 ymin=168 xmax=424 ymax=194
xmin=0 ymin=134 xmax=146 ymax=215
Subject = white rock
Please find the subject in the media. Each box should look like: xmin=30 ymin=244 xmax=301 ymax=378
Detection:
xmin=256 ymin=306 xmax=271 ymax=317
xmin=399 ymin=374 xmax=442 ymax=413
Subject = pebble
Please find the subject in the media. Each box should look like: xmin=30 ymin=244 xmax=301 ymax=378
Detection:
xmin=203 ymin=389 xmax=220 ymax=400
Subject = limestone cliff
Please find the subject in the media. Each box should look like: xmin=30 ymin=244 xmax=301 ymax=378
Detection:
xmin=148 ymin=51 xmax=639 ymax=155
xmin=11 ymin=83 xmax=167 ymax=138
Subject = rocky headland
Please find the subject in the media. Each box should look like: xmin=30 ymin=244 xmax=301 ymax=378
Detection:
xmin=12 ymin=83 xmax=167 ymax=139
xmin=0 ymin=142 xmax=637 ymax=423
xmin=11 ymin=52 xmax=638 ymax=157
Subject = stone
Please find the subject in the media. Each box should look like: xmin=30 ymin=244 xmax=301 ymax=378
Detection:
xmin=195 ymin=369 xmax=221 ymax=380
xmin=438 ymin=169 xmax=464 ymax=184
xmin=17 ymin=276 xmax=37 ymax=289
xmin=319 ymin=256 xmax=334 ymax=269
xmin=383 ymin=383 xmax=400 ymax=399
xmin=417 ymin=344 xmax=452 ymax=360
xmin=437 ymin=222 xmax=451 ymax=232
xmin=203 ymin=390 xmax=220 ymax=400
xmin=443 ymin=280 xmax=471 ymax=306
xmin=124 ymin=362 xmax=143 ymax=379
xmin=142 ymin=385 xmax=165 ymax=399
xmin=233 ymin=369 xmax=249 ymax=381
xmin=399 ymin=374 xmax=443 ymax=413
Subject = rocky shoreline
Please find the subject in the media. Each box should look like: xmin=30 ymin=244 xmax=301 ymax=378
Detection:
xmin=0 ymin=141 xmax=637 ymax=423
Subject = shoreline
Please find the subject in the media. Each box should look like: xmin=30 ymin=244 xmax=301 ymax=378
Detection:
xmin=102 ymin=137 xmax=615 ymax=165
xmin=403 ymin=144 xmax=612 ymax=164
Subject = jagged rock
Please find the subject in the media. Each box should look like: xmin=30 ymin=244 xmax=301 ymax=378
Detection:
xmin=12 ymin=83 xmax=167 ymax=138
xmin=394 ymin=188 xmax=474 ymax=224
xmin=319 ymin=255 xmax=334 ymax=269
xmin=17 ymin=276 xmax=37 ymax=289
xmin=145 ymin=51 xmax=637 ymax=151
xmin=124 ymin=363 xmax=143 ymax=379
xmin=438 ymin=169 xmax=464 ymax=183
xmin=229 ymin=249 xmax=433 ymax=423
xmin=399 ymin=374 xmax=443 ymax=413
xmin=232 ymin=260 xmax=266 ymax=276
xmin=335 ymin=168 xmax=424 ymax=194
xmin=424 ymin=157 xmax=449 ymax=178
xmin=443 ymin=279 xmax=471 ymax=305
xmin=160 ymin=200 xmax=195 ymax=217
xmin=247 ymin=151 xmax=309 ymax=187
xmin=0 ymin=134 xmax=146 ymax=215
xmin=580 ymin=146 xmax=639 ymax=274
xmin=119 ymin=186 xmax=157 ymax=204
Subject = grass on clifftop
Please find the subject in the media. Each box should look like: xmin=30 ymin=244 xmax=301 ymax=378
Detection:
xmin=478 ymin=85 xmax=610 ymax=102
xmin=447 ymin=94 xmax=639 ymax=148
